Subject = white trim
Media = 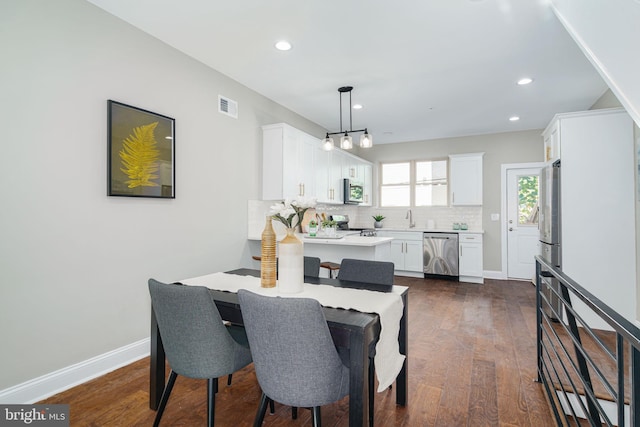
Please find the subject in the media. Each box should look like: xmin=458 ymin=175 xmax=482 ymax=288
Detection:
xmin=500 ymin=162 xmax=546 ymax=280
xmin=483 ymin=270 xmax=506 ymax=280
xmin=0 ymin=338 xmax=149 ymax=404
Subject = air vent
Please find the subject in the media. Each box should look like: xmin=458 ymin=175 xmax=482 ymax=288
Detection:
xmin=218 ymin=95 xmax=238 ymax=119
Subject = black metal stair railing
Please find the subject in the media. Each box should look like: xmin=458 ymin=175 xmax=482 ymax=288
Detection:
xmin=535 ymin=256 xmax=640 ymax=427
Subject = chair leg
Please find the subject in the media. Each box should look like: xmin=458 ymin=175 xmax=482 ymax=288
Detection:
xmin=207 ymin=378 xmax=218 ymax=427
xmin=369 ymin=358 xmax=375 ymax=427
xmin=253 ymin=393 xmax=269 ymax=427
xmin=311 ymin=407 xmax=322 ymax=427
xmin=269 ymin=398 xmax=275 ymax=414
xmin=292 ymin=406 xmax=298 ymax=419
xmin=153 ymin=370 xmax=178 ymax=427
xmin=227 ymin=374 xmax=232 ymax=386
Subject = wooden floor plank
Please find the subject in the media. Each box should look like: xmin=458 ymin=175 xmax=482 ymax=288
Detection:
xmin=39 ymin=276 xmax=556 ymax=426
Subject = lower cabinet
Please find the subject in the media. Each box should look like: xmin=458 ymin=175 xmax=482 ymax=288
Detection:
xmin=378 ymin=231 xmax=424 ymax=277
xmin=459 ymin=233 xmax=483 ymax=283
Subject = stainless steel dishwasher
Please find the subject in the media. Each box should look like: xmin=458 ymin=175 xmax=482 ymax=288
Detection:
xmin=423 ymin=232 xmax=459 ymax=277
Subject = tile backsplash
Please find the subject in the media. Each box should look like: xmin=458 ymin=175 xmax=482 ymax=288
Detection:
xmin=248 ymin=200 xmax=482 ymax=238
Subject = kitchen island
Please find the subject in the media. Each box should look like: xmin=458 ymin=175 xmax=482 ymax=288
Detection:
xmin=248 ymin=232 xmax=393 ymax=278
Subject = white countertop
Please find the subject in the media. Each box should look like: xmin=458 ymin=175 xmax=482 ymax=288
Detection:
xmin=302 ymin=234 xmax=393 ymax=247
xmin=248 ymin=231 xmax=393 ymax=246
xmin=368 ymin=227 xmax=484 ymax=234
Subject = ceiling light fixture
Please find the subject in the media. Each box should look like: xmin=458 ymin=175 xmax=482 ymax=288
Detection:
xmin=322 ymin=86 xmax=372 ymax=151
xmin=274 ymin=40 xmax=292 ymax=51
xmin=517 ymin=77 xmax=533 ymax=85
xmin=509 ymin=116 xmax=520 ymax=121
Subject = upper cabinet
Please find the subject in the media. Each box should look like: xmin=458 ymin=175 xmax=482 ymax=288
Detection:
xmin=262 ymin=123 xmax=372 ymax=205
xmin=315 ymin=147 xmax=345 ymax=204
xmin=542 ymin=119 xmax=560 ymax=162
xmin=360 ymin=163 xmax=373 ymax=206
xmin=449 ymin=153 xmax=484 ymax=206
xmin=262 ymin=123 xmax=317 ymax=200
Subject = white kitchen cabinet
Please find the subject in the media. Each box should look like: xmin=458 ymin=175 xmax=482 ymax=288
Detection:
xmin=361 ymin=163 xmax=373 ymax=206
xmin=262 ymin=123 xmax=318 ymax=200
xmin=377 ymin=231 xmax=423 ymax=277
xmin=315 ymin=146 xmax=345 ymax=204
xmin=449 ymin=153 xmax=484 ymax=206
xmin=555 ymin=108 xmax=636 ymax=328
xmin=459 ymin=233 xmax=483 ymax=283
xmin=542 ymin=119 xmax=560 ymax=162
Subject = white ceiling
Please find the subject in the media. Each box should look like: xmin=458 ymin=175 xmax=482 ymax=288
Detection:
xmin=87 ymin=0 xmax=608 ymax=145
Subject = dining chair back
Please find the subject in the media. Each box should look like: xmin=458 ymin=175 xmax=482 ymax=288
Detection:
xmin=148 ymin=279 xmax=252 ymax=427
xmin=337 ymin=258 xmax=395 ymax=285
xmin=237 ymin=289 xmax=350 ymax=427
xmin=304 ymin=256 xmax=321 ymax=277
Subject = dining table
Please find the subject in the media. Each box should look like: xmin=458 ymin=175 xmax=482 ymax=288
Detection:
xmin=149 ymin=268 xmax=409 ymax=427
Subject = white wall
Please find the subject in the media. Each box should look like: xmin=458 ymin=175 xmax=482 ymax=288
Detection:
xmin=0 ymin=0 xmax=325 ymax=391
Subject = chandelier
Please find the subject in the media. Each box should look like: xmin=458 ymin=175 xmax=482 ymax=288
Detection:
xmin=322 ymin=86 xmax=372 ymax=151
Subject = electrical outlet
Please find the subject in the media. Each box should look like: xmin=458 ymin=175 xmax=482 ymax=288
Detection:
xmin=491 ymin=213 xmax=500 ymax=221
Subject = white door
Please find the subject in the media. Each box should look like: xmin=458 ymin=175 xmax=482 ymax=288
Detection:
xmin=506 ymin=167 xmax=541 ymax=280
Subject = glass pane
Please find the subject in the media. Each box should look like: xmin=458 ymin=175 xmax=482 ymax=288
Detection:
xmin=518 ymin=175 xmax=539 ymax=225
xmin=416 ymin=184 xmax=448 ymax=206
xmin=381 ymin=185 xmax=410 ymax=206
xmin=382 ymin=163 xmax=410 ymax=185
xmin=416 ymin=160 xmax=447 ymax=184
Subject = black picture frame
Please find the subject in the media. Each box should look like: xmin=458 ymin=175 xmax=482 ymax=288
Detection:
xmin=108 ymin=100 xmax=175 ymax=198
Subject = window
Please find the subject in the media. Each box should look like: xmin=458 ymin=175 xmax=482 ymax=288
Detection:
xmin=380 ymin=162 xmax=410 ymax=206
xmin=415 ymin=160 xmax=447 ymax=206
xmin=380 ymin=160 xmax=448 ymax=207
xmin=517 ymin=175 xmax=539 ymax=225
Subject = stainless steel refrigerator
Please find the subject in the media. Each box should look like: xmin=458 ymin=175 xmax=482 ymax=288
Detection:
xmin=539 ymin=160 xmax=562 ymax=320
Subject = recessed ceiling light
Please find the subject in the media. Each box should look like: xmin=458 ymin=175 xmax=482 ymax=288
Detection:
xmin=517 ymin=77 xmax=533 ymax=85
xmin=352 ymin=104 xmax=363 ymax=110
xmin=274 ymin=40 xmax=292 ymax=51
xmin=509 ymin=116 xmax=520 ymax=121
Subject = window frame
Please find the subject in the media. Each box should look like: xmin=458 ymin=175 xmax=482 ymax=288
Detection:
xmin=379 ymin=158 xmax=449 ymax=207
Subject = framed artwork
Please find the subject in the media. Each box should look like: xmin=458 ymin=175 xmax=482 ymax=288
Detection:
xmin=108 ymin=100 xmax=175 ymax=198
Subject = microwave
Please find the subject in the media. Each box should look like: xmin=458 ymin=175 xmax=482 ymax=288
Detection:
xmin=343 ymin=178 xmax=364 ymax=204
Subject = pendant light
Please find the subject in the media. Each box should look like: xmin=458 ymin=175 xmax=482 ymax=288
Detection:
xmin=322 ymin=86 xmax=372 ymax=150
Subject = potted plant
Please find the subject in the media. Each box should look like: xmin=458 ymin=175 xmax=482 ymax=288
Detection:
xmin=321 ymin=219 xmax=337 ymax=237
xmin=372 ymin=215 xmax=386 ymax=228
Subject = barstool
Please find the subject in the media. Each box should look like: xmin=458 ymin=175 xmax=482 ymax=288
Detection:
xmin=320 ymin=261 xmax=341 ymax=279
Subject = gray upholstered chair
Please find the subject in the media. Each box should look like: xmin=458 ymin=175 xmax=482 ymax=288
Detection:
xmin=148 ymin=279 xmax=253 ymax=427
xmin=337 ymin=258 xmax=395 ymax=286
xmin=336 ymin=258 xmax=395 ymax=425
xmin=237 ymin=289 xmax=351 ymax=427
xmin=304 ymin=256 xmax=321 ymax=277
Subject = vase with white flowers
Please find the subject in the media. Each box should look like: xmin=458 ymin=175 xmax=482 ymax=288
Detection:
xmin=269 ymin=197 xmax=316 ymax=293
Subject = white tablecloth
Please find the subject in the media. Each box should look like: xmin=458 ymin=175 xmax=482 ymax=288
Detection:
xmin=181 ymin=272 xmax=407 ymax=392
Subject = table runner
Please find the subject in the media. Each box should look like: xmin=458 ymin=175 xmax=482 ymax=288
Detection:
xmin=181 ymin=272 xmax=406 ymax=392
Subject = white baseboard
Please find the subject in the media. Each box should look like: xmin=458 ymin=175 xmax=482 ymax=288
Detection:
xmin=483 ymin=270 xmax=506 ymax=280
xmin=0 ymin=337 xmax=150 ymax=404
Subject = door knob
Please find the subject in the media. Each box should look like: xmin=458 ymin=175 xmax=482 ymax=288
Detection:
xmin=509 ymin=227 xmax=513 ymax=231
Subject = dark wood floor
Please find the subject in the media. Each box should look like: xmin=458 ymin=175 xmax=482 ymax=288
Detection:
xmin=40 ymin=276 xmax=555 ymax=426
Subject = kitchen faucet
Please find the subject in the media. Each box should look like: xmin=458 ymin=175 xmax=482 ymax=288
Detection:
xmin=406 ymin=209 xmax=415 ymax=228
